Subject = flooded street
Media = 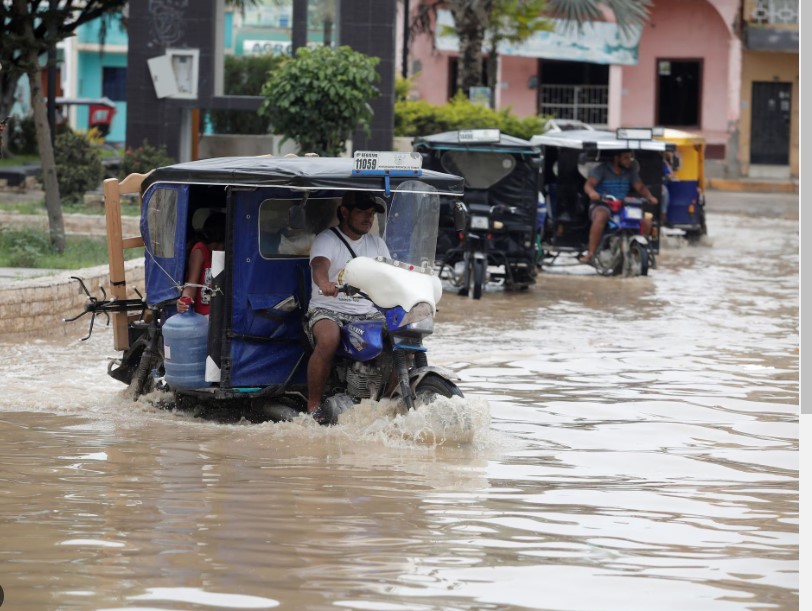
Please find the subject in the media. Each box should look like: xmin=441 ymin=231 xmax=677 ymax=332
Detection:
xmin=0 ymin=195 xmax=798 ymax=610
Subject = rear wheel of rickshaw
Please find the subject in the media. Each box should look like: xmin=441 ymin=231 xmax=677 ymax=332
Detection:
xmin=472 ymin=257 xmax=485 ymax=299
xmin=686 ymin=207 xmax=707 ymax=245
xmin=128 ymin=350 xmax=160 ymax=399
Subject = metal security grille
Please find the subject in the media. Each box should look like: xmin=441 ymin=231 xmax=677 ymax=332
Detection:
xmin=750 ymin=0 xmax=799 ymax=24
xmin=539 ymin=84 xmax=608 ymax=127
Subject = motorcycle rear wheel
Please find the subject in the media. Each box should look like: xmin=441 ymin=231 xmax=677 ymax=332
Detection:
xmin=628 ymin=240 xmax=649 ymax=277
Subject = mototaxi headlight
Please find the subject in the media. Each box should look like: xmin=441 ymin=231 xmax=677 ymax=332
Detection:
xmin=399 ymin=302 xmax=434 ymax=328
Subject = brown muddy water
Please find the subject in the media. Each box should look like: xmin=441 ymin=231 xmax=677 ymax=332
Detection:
xmin=0 ymin=202 xmax=799 ymax=610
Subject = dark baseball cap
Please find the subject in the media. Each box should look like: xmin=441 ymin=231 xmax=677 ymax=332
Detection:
xmin=342 ymin=191 xmax=385 ymax=213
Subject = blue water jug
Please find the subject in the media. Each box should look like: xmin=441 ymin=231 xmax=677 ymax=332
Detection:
xmin=162 ymin=297 xmax=209 ymax=389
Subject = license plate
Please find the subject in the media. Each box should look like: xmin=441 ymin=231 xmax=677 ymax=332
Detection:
xmin=353 ymin=151 xmax=422 ymax=172
xmin=471 ymin=215 xmax=489 ymax=230
xmin=625 ymin=206 xmax=642 ymax=220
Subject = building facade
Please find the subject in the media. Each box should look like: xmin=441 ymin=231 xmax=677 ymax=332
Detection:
xmin=404 ymin=0 xmax=798 ymax=179
xmin=736 ymin=0 xmax=798 ymax=179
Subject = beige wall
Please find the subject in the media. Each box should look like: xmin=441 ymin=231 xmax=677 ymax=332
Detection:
xmin=738 ymin=51 xmax=799 ymax=177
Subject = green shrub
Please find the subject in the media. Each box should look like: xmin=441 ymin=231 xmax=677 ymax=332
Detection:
xmin=0 ymin=226 xmax=52 ymax=267
xmin=5 ymin=115 xmax=38 ymax=156
xmin=208 ymin=54 xmax=286 ymax=134
xmin=53 ymin=130 xmax=105 ymax=202
xmin=121 ymin=139 xmax=175 ymax=176
xmin=0 ymin=226 xmax=143 ymax=269
xmin=258 ymin=45 xmax=380 ymax=156
xmin=395 ymin=93 xmax=549 ymax=141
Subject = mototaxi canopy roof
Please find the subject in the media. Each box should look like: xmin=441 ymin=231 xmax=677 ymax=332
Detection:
xmin=141 ymin=155 xmax=465 ymax=196
xmin=413 ymin=130 xmax=540 ymax=155
xmin=530 ymin=129 xmax=676 ymax=152
xmin=655 ymin=128 xmax=705 ymax=146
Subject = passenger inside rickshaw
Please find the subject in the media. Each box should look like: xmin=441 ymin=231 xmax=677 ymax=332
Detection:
xmin=542 ymin=147 xmax=592 ymax=226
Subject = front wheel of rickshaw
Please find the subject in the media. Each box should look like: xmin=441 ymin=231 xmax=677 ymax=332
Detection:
xmin=628 ymin=241 xmax=649 ymax=277
xmin=414 ymin=374 xmax=464 ymax=407
xmin=593 ymin=235 xmax=623 ymax=276
xmin=472 ymin=257 xmax=485 ymax=300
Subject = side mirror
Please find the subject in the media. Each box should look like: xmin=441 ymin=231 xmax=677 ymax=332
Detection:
xmin=452 ymin=200 xmax=468 ymax=231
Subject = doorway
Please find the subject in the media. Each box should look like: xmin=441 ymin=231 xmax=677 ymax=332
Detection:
xmin=537 ymin=60 xmax=609 ymax=126
xmin=656 ymin=59 xmax=701 ymax=127
xmin=750 ymin=82 xmax=791 ymax=165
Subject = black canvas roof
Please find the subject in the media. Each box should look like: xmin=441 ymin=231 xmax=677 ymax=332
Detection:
xmin=413 ymin=130 xmax=539 ymax=153
xmin=142 ymin=155 xmax=465 ymax=196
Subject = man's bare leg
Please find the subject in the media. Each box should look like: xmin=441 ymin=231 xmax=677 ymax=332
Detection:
xmin=307 ymin=319 xmax=340 ymax=414
xmin=581 ymin=207 xmax=609 ymax=263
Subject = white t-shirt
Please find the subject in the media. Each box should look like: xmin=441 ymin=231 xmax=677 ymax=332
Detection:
xmin=309 ymin=227 xmax=391 ymax=314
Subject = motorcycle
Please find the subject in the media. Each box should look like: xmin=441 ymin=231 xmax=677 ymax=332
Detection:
xmin=67 ymin=152 xmax=468 ymax=424
xmin=530 ymin=127 xmax=675 ymax=275
xmin=313 ymin=196 xmax=467 ymax=423
xmin=589 ymin=195 xmax=653 ymax=277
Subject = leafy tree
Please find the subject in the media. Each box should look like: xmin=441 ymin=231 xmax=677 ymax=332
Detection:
xmin=1 ymin=1 xmax=127 ymax=253
xmin=484 ymin=1 xmax=551 ymax=93
xmin=412 ymin=0 xmax=653 ymax=96
xmin=258 ymin=45 xmax=380 ymax=157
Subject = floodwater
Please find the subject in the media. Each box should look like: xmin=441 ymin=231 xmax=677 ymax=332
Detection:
xmin=0 ymin=197 xmax=799 ymax=610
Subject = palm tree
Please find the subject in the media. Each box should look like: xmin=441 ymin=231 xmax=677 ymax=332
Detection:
xmin=412 ymin=0 xmax=653 ymax=94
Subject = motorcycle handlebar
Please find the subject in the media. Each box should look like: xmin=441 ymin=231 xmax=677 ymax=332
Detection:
xmin=318 ymin=284 xmax=369 ymax=300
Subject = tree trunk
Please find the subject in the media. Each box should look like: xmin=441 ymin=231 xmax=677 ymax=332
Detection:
xmin=449 ymin=1 xmax=492 ymax=94
xmin=26 ymin=52 xmax=65 ymax=253
xmin=486 ymin=43 xmax=498 ymax=97
xmin=0 ymin=71 xmax=21 ymax=159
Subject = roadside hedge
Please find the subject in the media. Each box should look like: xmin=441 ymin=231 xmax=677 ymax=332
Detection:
xmin=395 ymin=92 xmax=549 ymax=141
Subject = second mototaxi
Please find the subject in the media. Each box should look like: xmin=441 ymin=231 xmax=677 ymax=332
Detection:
xmin=413 ymin=129 xmax=542 ymax=299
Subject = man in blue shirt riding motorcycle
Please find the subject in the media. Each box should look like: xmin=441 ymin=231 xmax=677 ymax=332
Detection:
xmin=580 ymin=149 xmax=658 ymax=265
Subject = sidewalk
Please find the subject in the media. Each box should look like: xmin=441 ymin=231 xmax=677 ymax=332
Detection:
xmin=707 ymin=177 xmax=798 ymax=193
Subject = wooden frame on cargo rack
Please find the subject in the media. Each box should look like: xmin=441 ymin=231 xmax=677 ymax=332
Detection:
xmin=102 ymin=172 xmax=149 ymax=351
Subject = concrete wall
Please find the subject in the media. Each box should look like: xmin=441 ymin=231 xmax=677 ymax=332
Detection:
xmin=0 ymin=260 xmax=145 ymax=340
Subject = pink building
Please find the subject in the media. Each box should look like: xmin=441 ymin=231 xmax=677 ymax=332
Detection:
xmin=404 ymin=0 xmax=744 ymax=176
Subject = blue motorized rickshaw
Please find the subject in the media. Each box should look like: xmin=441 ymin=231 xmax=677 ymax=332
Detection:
xmin=656 ymin=128 xmax=708 ymax=243
xmin=68 ymin=152 xmax=468 ymax=423
xmin=413 ymin=129 xmax=542 ymax=299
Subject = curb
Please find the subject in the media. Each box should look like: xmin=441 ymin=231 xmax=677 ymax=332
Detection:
xmin=707 ymin=178 xmax=798 ymax=194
